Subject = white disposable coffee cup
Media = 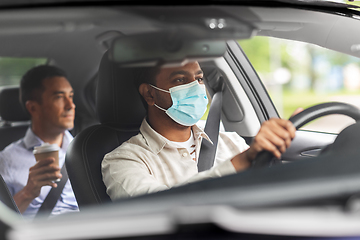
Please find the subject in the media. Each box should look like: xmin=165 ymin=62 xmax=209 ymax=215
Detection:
xmin=33 ymin=143 xmax=61 ymax=182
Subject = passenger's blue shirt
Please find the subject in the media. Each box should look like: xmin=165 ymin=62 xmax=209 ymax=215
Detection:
xmin=0 ymin=128 xmax=78 ymax=218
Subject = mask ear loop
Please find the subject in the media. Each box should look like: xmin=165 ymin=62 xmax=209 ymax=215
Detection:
xmin=154 ymin=104 xmax=167 ymax=112
xmin=149 ymin=84 xmax=170 ymax=93
xmin=149 ymin=84 xmax=170 ymax=111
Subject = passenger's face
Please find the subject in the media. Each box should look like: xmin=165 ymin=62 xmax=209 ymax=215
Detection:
xmin=153 ymin=62 xmax=204 ymax=109
xmin=36 ymin=76 xmax=75 ymax=132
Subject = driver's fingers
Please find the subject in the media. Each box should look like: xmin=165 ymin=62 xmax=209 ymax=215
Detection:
xmin=281 ymin=119 xmax=297 ymax=139
xmin=255 ymin=118 xmax=296 ymax=158
xmin=265 ymin=118 xmax=296 ymax=145
xmin=290 ymin=107 xmax=304 ymax=117
xmin=264 ymin=129 xmax=287 ymax=153
xmin=253 ymin=134 xmax=282 ymax=159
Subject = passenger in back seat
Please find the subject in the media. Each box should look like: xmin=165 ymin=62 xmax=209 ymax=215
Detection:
xmin=0 ymin=65 xmax=78 ymax=218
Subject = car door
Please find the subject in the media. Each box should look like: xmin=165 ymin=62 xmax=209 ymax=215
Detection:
xmin=224 ymin=40 xmax=338 ymax=162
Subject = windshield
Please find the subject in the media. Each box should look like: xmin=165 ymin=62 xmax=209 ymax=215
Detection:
xmin=1 ymin=3 xmax=360 ymax=240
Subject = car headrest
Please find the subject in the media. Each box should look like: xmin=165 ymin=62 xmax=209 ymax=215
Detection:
xmin=0 ymin=86 xmax=30 ymax=122
xmin=96 ymin=52 xmax=146 ymax=129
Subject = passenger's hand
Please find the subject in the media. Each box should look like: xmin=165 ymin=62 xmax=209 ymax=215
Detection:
xmin=23 ymin=158 xmax=62 ymax=199
xmin=231 ymin=118 xmax=296 ymax=171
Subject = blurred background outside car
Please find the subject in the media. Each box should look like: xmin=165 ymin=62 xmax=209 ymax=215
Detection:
xmin=240 ymin=34 xmax=360 ymax=134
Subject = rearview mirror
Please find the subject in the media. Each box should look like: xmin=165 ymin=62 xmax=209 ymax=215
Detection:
xmin=109 ymin=31 xmax=227 ymax=67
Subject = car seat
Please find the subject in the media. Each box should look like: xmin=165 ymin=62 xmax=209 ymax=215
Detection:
xmin=65 ymin=52 xmax=146 ymax=208
xmin=0 ymin=86 xmax=28 ymax=214
xmin=0 ymin=86 xmax=30 ymax=151
xmin=0 ymin=174 xmax=20 ymax=213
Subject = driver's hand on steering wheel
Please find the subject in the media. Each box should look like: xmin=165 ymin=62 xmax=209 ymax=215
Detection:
xmin=231 ymin=118 xmax=296 ymax=172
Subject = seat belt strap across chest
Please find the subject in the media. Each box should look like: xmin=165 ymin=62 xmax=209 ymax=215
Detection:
xmin=36 ymin=163 xmax=68 ymax=217
xmin=197 ymin=77 xmax=224 ymax=172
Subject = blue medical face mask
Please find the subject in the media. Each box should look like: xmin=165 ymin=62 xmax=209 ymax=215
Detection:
xmin=150 ymin=80 xmax=208 ymax=126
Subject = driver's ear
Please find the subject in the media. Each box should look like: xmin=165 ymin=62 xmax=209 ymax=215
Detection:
xmin=139 ymin=83 xmax=155 ymax=106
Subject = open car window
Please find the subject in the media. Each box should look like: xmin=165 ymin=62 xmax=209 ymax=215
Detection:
xmin=239 ymin=36 xmax=360 ymax=134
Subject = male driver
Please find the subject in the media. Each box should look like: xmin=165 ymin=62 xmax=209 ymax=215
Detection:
xmin=0 ymin=65 xmax=78 ymax=218
xmin=102 ymin=62 xmax=296 ymax=200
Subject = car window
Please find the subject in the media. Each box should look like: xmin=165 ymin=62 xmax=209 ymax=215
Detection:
xmin=199 ymin=68 xmax=226 ymax=132
xmin=239 ymin=36 xmax=360 ymax=134
xmin=0 ymin=57 xmax=48 ymax=86
xmin=198 ymin=86 xmax=214 ymax=130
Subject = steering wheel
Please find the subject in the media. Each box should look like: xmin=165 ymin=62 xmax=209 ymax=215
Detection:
xmin=251 ymin=102 xmax=360 ymax=168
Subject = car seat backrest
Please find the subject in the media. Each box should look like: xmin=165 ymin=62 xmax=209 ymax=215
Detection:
xmin=96 ymin=52 xmax=146 ymax=128
xmin=0 ymin=86 xmax=27 ymax=214
xmin=0 ymin=86 xmax=30 ymax=151
xmin=0 ymin=174 xmax=20 ymax=214
xmin=65 ymin=52 xmax=146 ymax=208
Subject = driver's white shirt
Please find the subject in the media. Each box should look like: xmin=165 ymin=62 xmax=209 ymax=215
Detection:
xmin=102 ymin=118 xmax=249 ymax=200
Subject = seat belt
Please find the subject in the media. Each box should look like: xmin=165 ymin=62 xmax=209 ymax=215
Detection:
xmin=197 ymin=76 xmax=224 ymax=172
xmin=36 ymin=164 xmax=68 ymax=217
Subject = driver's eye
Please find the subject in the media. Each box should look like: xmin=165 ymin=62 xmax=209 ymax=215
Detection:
xmin=197 ymin=78 xmax=204 ymax=83
xmin=175 ymin=78 xmax=185 ymax=83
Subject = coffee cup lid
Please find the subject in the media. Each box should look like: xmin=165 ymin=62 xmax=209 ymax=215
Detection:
xmin=33 ymin=143 xmax=60 ymax=154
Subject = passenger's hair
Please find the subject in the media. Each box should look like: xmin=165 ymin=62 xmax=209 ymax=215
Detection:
xmin=133 ymin=66 xmax=161 ymax=111
xmin=20 ymin=65 xmax=67 ymax=114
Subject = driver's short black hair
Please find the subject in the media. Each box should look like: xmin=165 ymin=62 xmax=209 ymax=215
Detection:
xmin=133 ymin=66 xmax=161 ymax=111
xmin=20 ymin=65 xmax=67 ymax=115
